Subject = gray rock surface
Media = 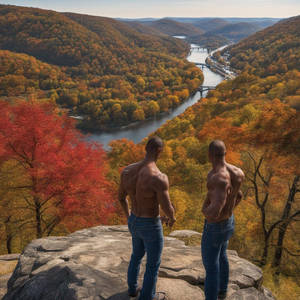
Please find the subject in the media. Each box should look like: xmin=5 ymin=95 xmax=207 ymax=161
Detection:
xmin=168 ymin=230 xmax=201 ymax=238
xmin=3 ymin=225 xmax=275 ymax=300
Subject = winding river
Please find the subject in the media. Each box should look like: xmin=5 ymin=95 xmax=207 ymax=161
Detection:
xmin=88 ymin=44 xmax=225 ymax=149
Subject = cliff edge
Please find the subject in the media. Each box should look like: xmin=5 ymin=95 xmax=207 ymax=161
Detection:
xmin=3 ymin=226 xmax=275 ymax=300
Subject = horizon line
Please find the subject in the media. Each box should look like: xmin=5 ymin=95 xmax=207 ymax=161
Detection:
xmin=0 ymin=3 xmax=295 ymax=19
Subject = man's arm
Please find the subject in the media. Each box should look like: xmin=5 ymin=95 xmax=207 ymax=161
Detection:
xmin=202 ymin=176 xmax=228 ymax=220
xmin=155 ymin=174 xmax=176 ymax=226
xmin=235 ymin=169 xmax=245 ymax=208
xmin=118 ymin=172 xmax=130 ymax=220
xmin=226 ymin=164 xmax=244 ymax=203
xmin=235 ymin=190 xmax=243 ymax=207
xmin=202 ymin=193 xmax=210 ymax=212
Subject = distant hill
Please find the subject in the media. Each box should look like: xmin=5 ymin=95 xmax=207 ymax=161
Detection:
xmin=193 ymin=18 xmax=230 ymax=32
xmin=147 ymin=18 xmax=204 ymax=36
xmin=133 ymin=18 xmax=228 ymax=48
xmin=223 ymin=17 xmax=281 ymax=26
xmin=124 ymin=21 xmax=167 ymax=36
xmin=187 ymin=20 xmax=261 ymax=48
xmin=227 ymin=15 xmax=300 ymax=76
xmin=125 ymin=17 xmax=281 ymax=29
xmin=118 ymin=17 xmax=281 ymax=48
xmin=207 ymin=22 xmax=261 ymax=41
xmin=187 ymin=33 xmax=229 ymax=49
xmin=0 ymin=5 xmax=203 ymax=130
xmin=0 ymin=5 xmax=103 ymax=68
xmin=0 ymin=5 xmax=189 ymax=72
xmin=63 ymin=12 xmax=189 ymax=58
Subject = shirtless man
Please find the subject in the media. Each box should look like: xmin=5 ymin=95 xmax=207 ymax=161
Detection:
xmin=201 ymin=140 xmax=244 ymax=300
xmin=119 ymin=136 xmax=176 ymax=300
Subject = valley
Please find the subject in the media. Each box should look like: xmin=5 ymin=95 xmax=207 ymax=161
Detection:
xmin=0 ymin=4 xmax=299 ymax=299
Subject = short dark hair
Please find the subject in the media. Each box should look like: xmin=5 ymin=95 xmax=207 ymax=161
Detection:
xmin=145 ymin=136 xmax=164 ymax=153
xmin=209 ymin=140 xmax=226 ymax=157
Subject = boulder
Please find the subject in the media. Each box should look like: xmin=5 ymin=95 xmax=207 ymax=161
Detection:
xmin=3 ymin=225 xmax=275 ymax=300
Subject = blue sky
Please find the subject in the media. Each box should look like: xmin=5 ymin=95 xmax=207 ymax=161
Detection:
xmin=0 ymin=0 xmax=299 ymax=18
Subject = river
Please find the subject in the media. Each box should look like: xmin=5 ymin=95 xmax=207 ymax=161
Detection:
xmin=88 ymin=44 xmax=225 ymax=149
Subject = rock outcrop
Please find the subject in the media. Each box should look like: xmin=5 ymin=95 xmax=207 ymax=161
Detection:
xmin=168 ymin=230 xmax=201 ymax=238
xmin=3 ymin=226 xmax=275 ymax=300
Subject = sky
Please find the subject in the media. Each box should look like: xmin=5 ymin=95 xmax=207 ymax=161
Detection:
xmin=0 ymin=0 xmax=299 ymax=18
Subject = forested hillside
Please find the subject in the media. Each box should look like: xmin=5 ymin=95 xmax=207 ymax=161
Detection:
xmin=193 ymin=18 xmax=229 ymax=32
xmin=227 ymin=15 xmax=300 ymax=76
xmin=0 ymin=5 xmax=203 ymax=130
xmin=187 ymin=33 xmax=229 ymax=49
xmin=123 ymin=21 xmax=167 ymax=36
xmin=107 ymin=15 xmax=300 ymax=299
xmin=0 ymin=50 xmax=69 ymax=96
xmin=145 ymin=18 xmax=204 ymax=36
xmin=207 ymin=22 xmax=260 ymax=41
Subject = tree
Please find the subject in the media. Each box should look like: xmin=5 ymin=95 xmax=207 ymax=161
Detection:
xmin=272 ymin=175 xmax=300 ymax=274
xmin=0 ymin=101 xmax=114 ymax=249
xmin=146 ymin=101 xmax=160 ymax=117
xmin=243 ymin=150 xmax=299 ymax=273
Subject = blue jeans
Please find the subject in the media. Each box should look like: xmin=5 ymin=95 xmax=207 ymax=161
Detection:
xmin=127 ymin=213 xmax=164 ymax=300
xmin=201 ymin=215 xmax=235 ymax=300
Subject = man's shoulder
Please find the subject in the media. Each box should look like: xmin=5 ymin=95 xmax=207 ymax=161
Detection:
xmin=122 ymin=161 xmax=142 ymax=174
xmin=152 ymin=172 xmax=169 ymax=190
xmin=226 ymin=163 xmax=245 ymax=181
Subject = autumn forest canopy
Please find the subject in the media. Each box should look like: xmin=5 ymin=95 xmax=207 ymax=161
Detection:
xmin=0 ymin=4 xmax=299 ymax=299
xmin=0 ymin=5 xmax=203 ymax=130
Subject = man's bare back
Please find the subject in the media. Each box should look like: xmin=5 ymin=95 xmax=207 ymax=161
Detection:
xmin=119 ymin=137 xmax=175 ymax=224
xmin=120 ymin=161 xmax=170 ymax=218
xmin=202 ymin=162 xmax=244 ymax=223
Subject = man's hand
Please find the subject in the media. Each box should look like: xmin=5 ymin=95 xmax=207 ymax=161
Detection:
xmin=168 ymin=217 xmax=176 ymax=227
xmin=160 ymin=216 xmax=176 ymax=227
xmin=160 ymin=216 xmax=169 ymax=225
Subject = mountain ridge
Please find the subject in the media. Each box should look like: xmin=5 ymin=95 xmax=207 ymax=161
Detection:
xmin=0 ymin=4 xmax=203 ymax=130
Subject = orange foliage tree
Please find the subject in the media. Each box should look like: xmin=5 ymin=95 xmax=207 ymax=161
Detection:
xmin=0 ymin=101 xmax=114 ymax=253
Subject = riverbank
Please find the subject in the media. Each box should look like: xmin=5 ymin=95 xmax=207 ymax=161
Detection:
xmin=88 ymin=43 xmax=225 ymax=149
xmin=205 ymin=45 xmax=237 ymax=79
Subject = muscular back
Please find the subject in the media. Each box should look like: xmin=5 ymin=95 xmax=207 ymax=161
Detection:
xmin=203 ymin=163 xmax=244 ymax=223
xmin=120 ymin=161 xmax=170 ymax=218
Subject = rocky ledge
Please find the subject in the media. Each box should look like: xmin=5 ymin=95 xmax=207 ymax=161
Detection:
xmin=3 ymin=226 xmax=275 ymax=300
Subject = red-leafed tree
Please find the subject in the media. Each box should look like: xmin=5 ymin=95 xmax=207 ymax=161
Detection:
xmin=0 ymin=100 xmax=114 ymax=250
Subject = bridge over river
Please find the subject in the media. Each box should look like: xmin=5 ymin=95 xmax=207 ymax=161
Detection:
xmin=194 ymin=62 xmax=211 ymax=69
xmin=197 ymin=85 xmax=216 ymax=96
